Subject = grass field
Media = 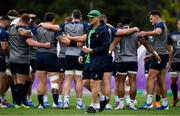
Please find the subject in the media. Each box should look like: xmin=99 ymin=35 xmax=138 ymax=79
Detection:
xmin=0 ymin=93 xmax=180 ymax=115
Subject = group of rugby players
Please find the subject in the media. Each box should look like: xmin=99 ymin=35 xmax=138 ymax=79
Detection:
xmin=0 ymin=8 xmax=179 ymax=113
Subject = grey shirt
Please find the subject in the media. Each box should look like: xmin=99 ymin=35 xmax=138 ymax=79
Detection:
xmin=152 ymin=22 xmax=168 ymax=55
xmin=9 ymin=25 xmax=30 ymax=64
xmin=59 ymin=22 xmax=88 ymax=56
xmin=116 ymin=32 xmax=139 ymax=62
xmin=168 ymin=32 xmax=180 ymax=63
xmin=33 ymin=26 xmax=61 ymax=54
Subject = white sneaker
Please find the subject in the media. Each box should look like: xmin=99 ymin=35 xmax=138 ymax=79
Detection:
xmin=115 ymin=105 xmax=124 ymax=110
xmin=63 ymin=102 xmax=69 ymax=109
xmin=52 ymin=102 xmax=63 ymax=109
xmin=129 ymin=105 xmax=137 ymax=110
xmin=95 ymin=103 xmax=100 ymax=110
xmin=105 ymin=104 xmax=113 ymax=110
xmin=38 ymin=104 xmax=45 ymax=109
xmin=76 ymin=103 xmax=85 ymax=109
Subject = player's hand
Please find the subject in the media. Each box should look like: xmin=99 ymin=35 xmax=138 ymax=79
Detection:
xmin=155 ymin=55 xmax=161 ymax=64
xmin=139 ymin=31 xmax=147 ymax=37
xmin=78 ymin=56 xmax=83 ymax=64
xmin=44 ymin=42 xmax=51 ymax=48
xmin=166 ymin=62 xmax=171 ymax=72
xmin=82 ymin=47 xmax=93 ymax=54
xmin=144 ymin=54 xmax=153 ymax=62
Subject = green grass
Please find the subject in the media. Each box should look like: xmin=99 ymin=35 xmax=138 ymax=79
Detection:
xmin=0 ymin=93 xmax=180 ymax=115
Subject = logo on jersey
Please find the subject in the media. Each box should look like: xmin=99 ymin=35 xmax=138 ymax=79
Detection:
xmin=177 ymin=40 xmax=180 ymax=47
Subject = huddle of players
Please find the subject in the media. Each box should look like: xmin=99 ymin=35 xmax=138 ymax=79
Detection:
xmin=0 ymin=8 xmax=179 ymax=113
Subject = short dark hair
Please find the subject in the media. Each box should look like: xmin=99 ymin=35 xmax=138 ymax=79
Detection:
xmin=148 ymin=10 xmax=161 ymax=17
xmin=7 ymin=9 xmax=20 ymax=17
xmin=0 ymin=15 xmax=10 ymax=21
xmin=122 ymin=17 xmax=131 ymax=25
xmin=44 ymin=12 xmax=55 ymax=22
xmin=21 ymin=13 xmax=30 ymax=23
xmin=18 ymin=8 xmax=29 ymax=15
xmin=72 ymin=9 xmax=82 ymax=19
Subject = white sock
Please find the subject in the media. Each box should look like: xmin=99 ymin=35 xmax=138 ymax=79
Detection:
xmin=162 ymin=98 xmax=168 ymax=106
xmin=58 ymin=95 xmax=62 ymax=103
xmin=119 ymin=98 xmax=124 ymax=108
xmin=125 ymin=95 xmax=130 ymax=105
xmin=27 ymin=96 xmax=32 ymax=102
xmin=99 ymin=95 xmax=105 ymax=101
xmin=146 ymin=94 xmax=153 ymax=104
xmin=64 ymin=96 xmax=69 ymax=103
xmin=77 ymin=98 xmax=83 ymax=105
xmin=0 ymin=96 xmax=5 ymax=103
xmin=130 ymin=99 xmax=135 ymax=107
xmin=115 ymin=96 xmax=119 ymax=102
xmin=44 ymin=95 xmax=48 ymax=102
xmin=90 ymin=103 xmax=96 ymax=109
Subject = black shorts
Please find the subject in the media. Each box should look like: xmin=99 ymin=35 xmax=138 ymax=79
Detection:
xmin=116 ymin=62 xmax=138 ymax=75
xmin=0 ymin=58 xmax=6 ymax=72
xmin=36 ymin=52 xmax=58 ymax=72
xmin=171 ymin=62 xmax=180 ymax=72
xmin=58 ymin=58 xmax=65 ymax=73
xmin=65 ymin=55 xmax=83 ymax=71
xmin=30 ymin=59 xmax=36 ymax=73
xmin=149 ymin=54 xmax=168 ymax=71
xmin=112 ymin=62 xmax=118 ymax=77
xmin=10 ymin=62 xmax=29 ymax=75
xmin=144 ymin=60 xmax=151 ymax=74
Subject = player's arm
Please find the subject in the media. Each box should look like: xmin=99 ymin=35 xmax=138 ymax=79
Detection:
xmin=109 ymin=37 xmax=121 ymax=54
xmin=139 ymin=36 xmax=161 ymax=63
xmin=115 ymin=27 xmax=139 ymax=36
xmin=65 ymin=34 xmax=87 ymax=42
xmin=166 ymin=34 xmax=173 ymax=70
xmin=18 ymin=28 xmax=32 ymax=37
xmin=0 ymin=41 xmax=9 ymax=54
xmin=139 ymin=28 xmax=162 ymax=37
xmin=26 ymin=38 xmax=51 ymax=48
xmin=39 ymin=23 xmax=61 ymax=31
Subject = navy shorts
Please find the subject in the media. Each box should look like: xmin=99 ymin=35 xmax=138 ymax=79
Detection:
xmin=65 ymin=55 xmax=83 ymax=71
xmin=58 ymin=58 xmax=65 ymax=73
xmin=149 ymin=54 xmax=168 ymax=71
xmin=103 ymin=56 xmax=113 ymax=72
xmin=0 ymin=58 xmax=6 ymax=72
xmin=82 ymin=63 xmax=91 ymax=80
xmin=116 ymin=62 xmax=138 ymax=75
xmin=171 ymin=62 xmax=180 ymax=72
xmin=30 ymin=59 xmax=36 ymax=73
xmin=36 ymin=52 xmax=58 ymax=72
xmin=10 ymin=62 xmax=29 ymax=75
xmin=82 ymin=63 xmax=104 ymax=80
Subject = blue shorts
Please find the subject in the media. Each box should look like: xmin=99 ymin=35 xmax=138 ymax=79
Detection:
xmin=36 ymin=52 xmax=58 ymax=72
xmin=10 ymin=62 xmax=29 ymax=75
xmin=65 ymin=55 xmax=83 ymax=71
xmin=82 ymin=63 xmax=91 ymax=80
xmin=116 ymin=62 xmax=138 ymax=75
xmin=58 ymin=58 xmax=65 ymax=73
xmin=0 ymin=58 xmax=6 ymax=72
xmin=149 ymin=54 xmax=168 ymax=71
